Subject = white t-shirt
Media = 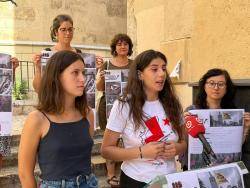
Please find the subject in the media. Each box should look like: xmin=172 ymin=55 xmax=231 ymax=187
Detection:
xmin=106 ymin=99 xmax=180 ymax=183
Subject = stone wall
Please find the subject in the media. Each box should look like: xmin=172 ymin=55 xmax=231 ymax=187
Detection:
xmin=0 ymin=0 xmax=127 ymax=60
xmin=127 ymin=0 xmax=250 ymax=108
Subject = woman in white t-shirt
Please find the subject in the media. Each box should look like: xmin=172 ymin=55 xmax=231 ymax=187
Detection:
xmin=101 ymin=49 xmax=187 ymax=188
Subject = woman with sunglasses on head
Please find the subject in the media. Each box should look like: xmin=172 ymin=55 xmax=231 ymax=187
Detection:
xmin=101 ymin=50 xmax=187 ymax=188
xmin=18 ymin=51 xmax=97 ymax=188
xmin=179 ymin=68 xmax=250 ymax=186
xmin=32 ymin=14 xmax=103 ymax=93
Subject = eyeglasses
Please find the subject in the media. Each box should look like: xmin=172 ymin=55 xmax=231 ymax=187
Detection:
xmin=206 ymin=81 xmax=226 ymax=89
xmin=58 ymin=27 xmax=75 ymax=33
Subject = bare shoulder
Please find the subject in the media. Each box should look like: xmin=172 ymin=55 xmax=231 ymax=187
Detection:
xmin=87 ymin=107 xmax=94 ymax=117
xmin=24 ymin=110 xmax=47 ymax=131
xmin=86 ymin=107 xmax=94 ymax=123
xmin=86 ymin=107 xmax=94 ymax=137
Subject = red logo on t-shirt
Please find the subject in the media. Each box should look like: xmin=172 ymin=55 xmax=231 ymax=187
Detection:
xmin=144 ymin=116 xmax=164 ymax=143
xmin=163 ymin=118 xmax=170 ymax=126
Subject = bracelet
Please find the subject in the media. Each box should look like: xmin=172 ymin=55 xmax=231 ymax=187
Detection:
xmin=139 ymin=146 xmax=143 ymax=159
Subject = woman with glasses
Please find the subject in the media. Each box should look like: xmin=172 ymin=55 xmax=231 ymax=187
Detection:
xmin=32 ymin=14 xmax=103 ymax=92
xmin=179 ymin=68 xmax=250 ymax=186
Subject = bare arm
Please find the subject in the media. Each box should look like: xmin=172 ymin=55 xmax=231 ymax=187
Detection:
xmin=86 ymin=108 xmax=94 ymax=138
xmin=96 ymin=68 xmax=105 ymax=91
xmin=95 ymin=56 xmax=104 ymax=69
xmin=32 ymin=53 xmax=42 ymax=93
xmin=101 ymin=129 xmax=165 ymax=161
xmin=18 ymin=111 xmax=43 ymax=188
xmin=10 ymin=57 xmax=19 ymax=81
xmin=243 ymin=112 xmax=250 ymax=143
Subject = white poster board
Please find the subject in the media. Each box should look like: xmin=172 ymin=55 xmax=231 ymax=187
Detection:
xmin=0 ymin=53 xmax=13 ymax=136
xmin=104 ymin=69 xmax=129 ymax=119
xmin=147 ymin=162 xmax=248 ymax=188
xmin=188 ymin=109 xmax=244 ymax=170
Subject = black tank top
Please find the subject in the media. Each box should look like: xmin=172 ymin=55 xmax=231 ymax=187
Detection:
xmin=38 ymin=113 xmax=93 ymax=180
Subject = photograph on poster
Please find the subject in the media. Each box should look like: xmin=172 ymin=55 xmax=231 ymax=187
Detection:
xmin=0 ymin=53 xmax=11 ymax=69
xmin=197 ymin=167 xmax=243 ymax=188
xmin=121 ymin=69 xmax=129 ymax=82
xmin=0 ymin=95 xmax=12 ymax=112
xmin=0 ymin=69 xmax=12 ymax=95
xmin=86 ymin=93 xmax=95 ymax=109
xmin=84 ymin=68 xmax=96 ymax=93
xmin=106 ymin=95 xmax=118 ymax=105
xmin=106 ymin=105 xmax=113 ymax=119
xmin=106 ymin=82 xmax=121 ymax=95
xmin=190 ymin=152 xmax=241 ymax=170
xmin=80 ymin=53 xmax=95 ymax=68
xmin=105 ymin=70 xmax=121 ymax=82
xmin=210 ymin=111 xmax=243 ymax=127
xmin=121 ymin=82 xmax=127 ymax=93
xmin=41 ymin=50 xmax=54 ymax=73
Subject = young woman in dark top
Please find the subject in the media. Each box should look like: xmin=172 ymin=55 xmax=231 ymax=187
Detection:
xmin=32 ymin=14 xmax=103 ymax=92
xmin=18 ymin=51 xmax=97 ymax=188
xmin=180 ymin=68 xmax=250 ymax=186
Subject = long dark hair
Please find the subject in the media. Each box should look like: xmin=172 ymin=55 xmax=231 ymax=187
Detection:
xmin=195 ymin=68 xmax=236 ymax=109
xmin=37 ymin=50 xmax=89 ymax=117
xmin=121 ymin=49 xmax=183 ymax=138
xmin=50 ymin=14 xmax=73 ymax=42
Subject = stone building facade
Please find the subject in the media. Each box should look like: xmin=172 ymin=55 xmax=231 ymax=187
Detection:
xmin=127 ymin=0 xmax=250 ymax=109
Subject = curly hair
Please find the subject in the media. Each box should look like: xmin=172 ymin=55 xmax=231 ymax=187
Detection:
xmin=195 ymin=68 xmax=236 ymax=109
xmin=50 ymin=14 xmax=73 ymax=42
xmin=121 ymin=49 xmax=183 ymax=139
xmin=110 ymin=33 xmax=133 ymax=57
xmin=37 ymin=50 xmax=89 ymax=117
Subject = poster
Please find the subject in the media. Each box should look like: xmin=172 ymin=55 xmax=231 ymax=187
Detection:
xmin=188 ymin=109 xmax=244 ymax=170
xmin=104 ymin=69 xmax=129 ymax=119
xmin=0 ymin=53 xmax=12 ymax=136
xmin=146 ymin=162 xmax=248 ymax=188
xmin=40 ymin=50 xmax=54 ymax=73
xmin=80 ymin=53 xmax=96 ymax=129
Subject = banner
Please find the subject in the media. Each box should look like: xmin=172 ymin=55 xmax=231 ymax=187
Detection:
xmin=0 ymin=53 xmax=12 ymax=136
xmin=188 ymin=109 xmax=244 ymax=170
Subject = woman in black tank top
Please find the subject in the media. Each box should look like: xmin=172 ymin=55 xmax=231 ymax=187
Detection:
xmin=18 ymin=51 xmax=98 ymax=188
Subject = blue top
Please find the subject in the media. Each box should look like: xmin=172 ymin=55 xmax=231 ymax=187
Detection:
xmin=38 ymin=113 xmax=93 ymax=180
